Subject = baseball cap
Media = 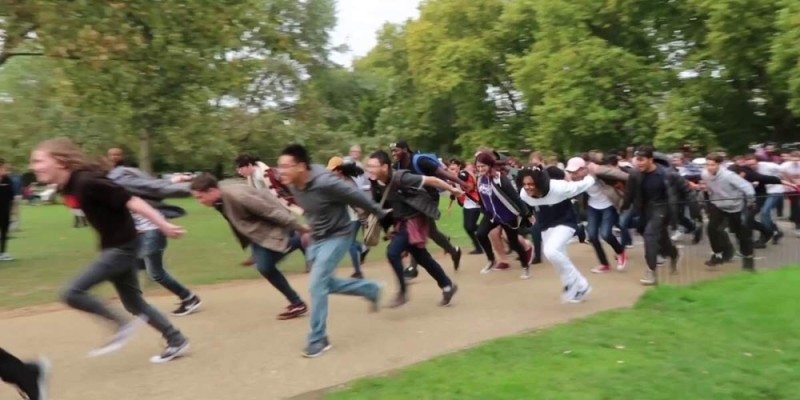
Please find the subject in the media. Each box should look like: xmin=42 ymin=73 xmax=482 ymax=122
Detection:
xmin=565 ymin=157 xmax=587 ymax=173
xmin=326 ymin=156 xmax=344 ymax=171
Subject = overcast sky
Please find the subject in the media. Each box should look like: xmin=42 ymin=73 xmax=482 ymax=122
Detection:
xmin=329 ymin=0 xmax=421 ymax=67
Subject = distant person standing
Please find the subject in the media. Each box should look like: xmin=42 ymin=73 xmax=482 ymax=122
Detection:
xmin=0 ymin=159 xmax=14 ymax=261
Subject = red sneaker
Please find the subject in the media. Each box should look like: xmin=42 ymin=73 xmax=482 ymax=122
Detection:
xmin=616 ymin=251 xmax=628 ymax=271
xmin=591 ymin=265 xmax=611 ymax=274
xmin=493 ymin=262 xmax=510 ymax=271
xmin=277 ymin=303 xmax=308 ymax=320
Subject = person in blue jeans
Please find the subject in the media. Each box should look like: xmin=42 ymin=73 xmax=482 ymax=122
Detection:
xmin=279 ymin=144 xmax=387 ymax=358
xmin=190 ymin=173 xmax=309 ymax=321
xmin=107 ymin=163 xmax=201 ymax=316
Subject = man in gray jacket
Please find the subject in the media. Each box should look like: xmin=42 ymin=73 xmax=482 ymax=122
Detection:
xmin=701 ymin=152 xmax=756 ymax=269
xmin=278 ymin=144 xmax=387 ymax=358
xmin=107 ymin=165 xmax=201 ymax=316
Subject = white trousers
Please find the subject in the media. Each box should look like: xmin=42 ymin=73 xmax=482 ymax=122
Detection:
xmin=542 ymin=225 xmax=587 ymax=289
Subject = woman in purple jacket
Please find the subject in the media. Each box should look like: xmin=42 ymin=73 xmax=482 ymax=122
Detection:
xmin=474 ymin=152 xmax=534 ymax=279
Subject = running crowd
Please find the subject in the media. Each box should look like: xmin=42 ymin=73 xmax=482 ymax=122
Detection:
xmin=1 ymin=139 xmax=799 ymax=400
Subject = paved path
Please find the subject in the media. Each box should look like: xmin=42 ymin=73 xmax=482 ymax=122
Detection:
xmin=2 ymin=243 xmax=743 ymax=400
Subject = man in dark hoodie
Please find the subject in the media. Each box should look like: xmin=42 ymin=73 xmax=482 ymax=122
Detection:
xmin=278 ymin=144 xmax=387 ymax=358
xmin=622 ymin=145 xmax=698 ymax=285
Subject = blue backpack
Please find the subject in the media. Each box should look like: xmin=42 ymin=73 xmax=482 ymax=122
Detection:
xmin=409 ymin=153 xmax=442 ymax=176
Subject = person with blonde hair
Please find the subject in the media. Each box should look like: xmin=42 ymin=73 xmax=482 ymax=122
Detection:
xmin=29 ymin=138 xmax=190 ymax=363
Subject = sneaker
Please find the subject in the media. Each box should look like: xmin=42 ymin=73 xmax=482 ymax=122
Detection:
xmin=302 ymin=337 xmax=332 ymax=358
xmin=172 ymin=295 xmax=202 ymax=317
xmin=704 ymin=255 xmax=724 ymax=268
xmin=150 ymin=339 xmax=190 ymax=364
xmin=640 ymin=270 xmax=656 ymax=286
xmin=568 ymin=283 xmax=592 ymax=303
xmin=670 ymin=231 xmax=683 ymax=242
xmin=492 ymin=262 xmax=510 ymax=271
xmin=561 ymin=280 xmax=588 ymax=303
xmin=743 ymin=256 xmax=755 ymax=271
xmin=656 ymin=256 xmax=665 ymax=266
xmin=670 ymin=251 xmax=680 ymax=274
xmin=440 ymin=284 xmax=458 ymax=306
xmin=88 ymin=316 xmax=148 ymax=357
xmin=388 ymin=292 xmax=408 ymax=308
xmin=591 ymin=265 xmax=611 ymax=274
xmin=350 ymin=271 xmax=364 ymax=279
xmin=772 ymin=230 xmax=783 ymax=245
xmin=468 ymin=248 xmax=483 ymax=255
xmin=0 ymin=253 xmax=14 ymax=261
xmin=616 ymin=251 xmax=627 ymax=271
xmin=523 ymin=245 xmax=534 ymax=266
xmin=625 ymin=244 xmax=634 ymax=249
xmin=520 ymin=267 xmax=531 ymax=279
xmin=277 ymin=303 xmax=308 ymax=320
xmin=359 ymin=247 xmax=370 ymax=264
xmin=403 ymin=265 xmax=419 ymax=279
xmin=692 ymin=223 xmax=704 ymax=244
xmin=451 ymin=247 xmax=462 ymax=271
xmin=16 ymin=357 xmax=50 ymax=400
xmin=480 ymin=261 xmax=494 ymax=274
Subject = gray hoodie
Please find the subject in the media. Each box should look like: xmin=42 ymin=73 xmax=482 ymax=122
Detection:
xmin=701 ymin=168 xmax=755 ymax=213
xmin=107 ymin=166 xmax=191 ymax=219
xmin=289 ymin=165 xmax=386 ymax=240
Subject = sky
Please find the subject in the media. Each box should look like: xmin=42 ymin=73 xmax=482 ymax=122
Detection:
xmin=329 ymin=0 xmax=422 ymax=67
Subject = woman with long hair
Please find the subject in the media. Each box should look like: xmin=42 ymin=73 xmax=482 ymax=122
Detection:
xmin=327 ymin=156 xmax=369 ymax=278
xmin=474 ymin=151 xmax=534 ymax=278
xmin=29 ymin=138 xmax=189 ymax=363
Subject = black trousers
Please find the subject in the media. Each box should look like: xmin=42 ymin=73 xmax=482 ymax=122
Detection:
xmin=641 ymin=205 xmax=677 ymax=271
xmin=476 ymin=216 xmax=527 ymax=266
xmin=463 ymin=208 xmax=481 ymax=251
xmin=707 ymin=205 xmax=753 ymax=259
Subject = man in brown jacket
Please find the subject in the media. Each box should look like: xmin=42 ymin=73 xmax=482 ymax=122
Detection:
xmin=190 ymin=173 xmax=310 ymax=320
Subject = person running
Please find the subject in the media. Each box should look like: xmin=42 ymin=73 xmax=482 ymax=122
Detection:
xmin=327 ymin=156 xmax=368 ymax=279
xmin=30 ymin=138 xmax=189 ymax=363
xmin=702 ymin=153 xmax=756 ymax=269
xmin=564 ymin=157 xmax=629 ymax=273
xmin=390 ymin=140 xmax=464 ymax=275
xmin=107 ymin=164 xmax=202 ymax=316
xmin=367 ymin=150 xmax=461 ymax=307
xmin=622 ymin=145 xmax=694 ymax=285
xmin=0 ymin=159 xmax=13 ymax=261
xmin=190 ymin=173 xmax=309 ymax=320
xmin=0 ymin=348 xmax=49 ymax=400
xmin=446 ymin=158 xmax=482 ymax=255
xmin=473 ymin=151 xmax=534 ymax=278
xmin=278 ymin=144 xmax=385 ymax=358
xmin=517 ymin=165 xmax=595 ymax=303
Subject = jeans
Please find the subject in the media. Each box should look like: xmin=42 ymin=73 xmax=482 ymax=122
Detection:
xmin=761 ymin=193 xmax=783 ymax=232
xmin=586 ymin=206 xmax=624 ymax=266
xmin=642 ymin=206 xmax=677 ymax=271
xmin=61 ymin=241 xmax=185 ymax=346
xmin=138 ymin=230 xmax=192 ymax=300
xmin=307 ymin=235 xmax=380 ymax=345
xmin=619 ymin=211 xmax=640 ymax=247
xmin=476 ymin=216 xmax=527 ymax=265
xmin=463 ymin=207 xmax=482 ymax=251
xmin=251 ymin=235 xmax=303 ymax=305
xmin=541 ymin=225 xmax=586 ymax=288
xmin=707 ymin=205 xmax=753 ymax=259
xmin=347 ymin=221 xmax=363 ymax=275
xmin=387 ymin=224 xmax=452 ymax=295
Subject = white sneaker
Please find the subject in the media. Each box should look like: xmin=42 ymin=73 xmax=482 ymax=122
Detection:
xmin=480 ymin=261 xmax=494 ymax=274
xmin=562 ymin=280 xmax=591 ymax=304
xmin=0 ymin=253 xmax=14 ymax=261
xmin=88 ymin=316 xmax=148 ymax=357
xmin=671 ymin=231 xmax=683 ymax=241
xmin=520 ymin=267 xmax=530 ymax=280
xmin=150 ymin=340 xmax=190 ymax=364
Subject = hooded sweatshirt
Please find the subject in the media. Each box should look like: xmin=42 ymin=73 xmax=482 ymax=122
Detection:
xmin=701 ymin=168 xmax=755 ymax=213
xmin=520 ymin=171 xmax=596 ymax=231
xmin=289 ymin=165 xmax=386 ymax=240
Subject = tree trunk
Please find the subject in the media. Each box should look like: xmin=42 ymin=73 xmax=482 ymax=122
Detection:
xmin=139 ymin=128 xmax=153 ymax=174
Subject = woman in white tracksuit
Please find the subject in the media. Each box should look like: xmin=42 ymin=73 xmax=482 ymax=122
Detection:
xmin=517 ymin=166 xmax=596 ymax=303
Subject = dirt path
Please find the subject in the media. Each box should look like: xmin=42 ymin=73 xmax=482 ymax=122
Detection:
xmin=3 ymin=244 xmax=735 ymax=400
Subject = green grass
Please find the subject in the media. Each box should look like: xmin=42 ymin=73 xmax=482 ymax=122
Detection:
xmin=327 ymin=267 xmax=800 ymax=400
xmin=0 ymin=197 xmax=470 ymax=309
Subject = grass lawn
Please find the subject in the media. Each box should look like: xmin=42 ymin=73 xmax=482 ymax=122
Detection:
xmin=0 ymin=196 xmax=471 ymax=309
xmin=327 ymin=267 xmax=800 ymax=400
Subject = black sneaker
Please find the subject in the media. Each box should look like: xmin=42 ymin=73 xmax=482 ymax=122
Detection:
xmin=302 ymin=337 xmax=332 ymax=358
xmin=403 ymin=265 xmax=419 ymax=279
xmin=360 ymin=247 xmax=370 ymax=264
xmin=772 ymin=230 xmax=783 ymax=245
xmin=440 ymin=284 xmax=458 ymax=306
xmin=452 ymin=247 xmax=462 ymax=271
xmin=468 ymin=248 xmax=483 ymax=255
xmin=692 ymin=222 xmax=704 ymax=244
xmin=16 ymin=357 xmax=50 ymax=400
xmin=705 ymin=255 xmax=724 ymax=268
xmin=350 ymin=271 xmax=364 ymax=279
xmin=172 ymin=295 xmax=202 ymax=316
xmin=150 ymin=339 xmax=190 ymax=364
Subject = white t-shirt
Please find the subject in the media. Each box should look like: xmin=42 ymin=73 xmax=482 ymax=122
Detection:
xmin=463 ymin=198 xmax=480 ymax=210
xmin=781 ymin=161 xmax=800 ymax=192
xmin=133 ymin=212 xmax=159 ymax=232
xmin=586 ymin=183 xmax=613 ymax=210
xmin=758 ymin=162 xmax=784 ymax=194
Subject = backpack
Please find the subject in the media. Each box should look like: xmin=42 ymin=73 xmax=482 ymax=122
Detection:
xmin=410 ymin=153 xmax=443 ymax=176
xmin=394 ymin=170 xmax=441 ymax=220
